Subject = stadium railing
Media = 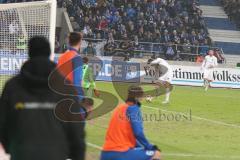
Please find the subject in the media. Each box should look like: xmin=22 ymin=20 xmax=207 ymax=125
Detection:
xmin=81 ymin=38 xmax=225 ymax=63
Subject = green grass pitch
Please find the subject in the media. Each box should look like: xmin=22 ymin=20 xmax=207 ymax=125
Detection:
xmin=86 ymin=82 xmax=240 ymax=160
xmin=1 ymin=77 xmax=240 ymax=160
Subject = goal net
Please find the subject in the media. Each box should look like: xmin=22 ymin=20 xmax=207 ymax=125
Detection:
xmin=0 ymin=0 xmax=56 ymax=93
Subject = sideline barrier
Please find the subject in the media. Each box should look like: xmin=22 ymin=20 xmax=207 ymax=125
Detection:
xmin=0 ymin=52 xmax=140 ymax=82
xmin=0 ymin=52 xmax=239 ymax=88
xmin=141 ymin=63 xmax=240 ymax=88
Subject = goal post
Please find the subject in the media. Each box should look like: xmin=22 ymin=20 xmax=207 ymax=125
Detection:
xmin=0 ymin=0 xmax=56 ymax=92
xmin=0 ymin=0 xmax=56 ymax=58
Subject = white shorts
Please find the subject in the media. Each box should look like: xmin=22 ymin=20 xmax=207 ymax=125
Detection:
xmin=203 ymin=69 xmax=214 ymax=81
xmin=157 ymin=71 xmax=173 ymax=84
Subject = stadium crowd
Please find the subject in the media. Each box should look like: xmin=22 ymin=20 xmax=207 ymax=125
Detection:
xmin=0 ymin=0 xmax=225 ymax=62
xmin=220 ymin=0 xmax=240 ymax=28
xmin=59 ymin=0 xmax=211 ymax=46
xmin=56 ymin=0 xmax=216 ymax=60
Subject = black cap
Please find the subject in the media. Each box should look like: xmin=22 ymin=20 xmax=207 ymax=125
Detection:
xmin=28 ymin=36 xmax=51 ymax=59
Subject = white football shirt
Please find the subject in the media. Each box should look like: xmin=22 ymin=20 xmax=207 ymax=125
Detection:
xmin=202 ymin=55 xmax=218 ymax=69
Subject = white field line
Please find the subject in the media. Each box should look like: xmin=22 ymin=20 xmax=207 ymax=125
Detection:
xmin=142 ymin=105 xmax=240 ymax=129
xmin=87 ymin=142 xmax=240 ymax=159
xmin=89 ymin=103 xmax=240 ymax=129
xmin=163 ymin=153 xmax=240 ymax=159
xmin=86 ymin=105 xmax=240 ymax=159
xmin=87 ymin=142 xmax=102 ymax=150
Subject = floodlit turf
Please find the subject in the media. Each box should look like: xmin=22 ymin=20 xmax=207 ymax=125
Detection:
xmin=1 ymin=78 xmax=240 ymax=160
xmin=86 ymin=82 xmax=240 ymax=160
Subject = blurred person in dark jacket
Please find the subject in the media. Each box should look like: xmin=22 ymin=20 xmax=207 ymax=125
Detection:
xmin=0 ymin=36 xmax=90 ymax=160
xmin=83 ymin=42 xmax=96 ymax=56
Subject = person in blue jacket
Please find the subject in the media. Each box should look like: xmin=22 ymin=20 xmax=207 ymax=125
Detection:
xmin=101 ymin=85 xmax=161 ymax=160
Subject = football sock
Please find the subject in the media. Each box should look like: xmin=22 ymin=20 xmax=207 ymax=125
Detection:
xmin=165 ymin=88 xmax=170 ymax=102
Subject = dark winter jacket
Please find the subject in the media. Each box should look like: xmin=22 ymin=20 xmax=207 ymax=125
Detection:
xmin=0 ymin=57 xmax=86 ymax=160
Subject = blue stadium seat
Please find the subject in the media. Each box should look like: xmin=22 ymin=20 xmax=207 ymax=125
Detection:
xmin=215 ymin=42 xmax=240 ymax=55
xmin=199 ymin=0 xmax=220 ymax=6
xmin=199 ymin=0 xmax=240 ymax=55
xmin=204 ymin=17 xmax=238 ymax=30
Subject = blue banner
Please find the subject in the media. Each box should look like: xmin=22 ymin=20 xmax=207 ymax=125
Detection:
xmin=89 ymin=59 xmax=140 ymax=82
xmin=0 ymin=52 xmax=28 ymax=75
xmin=0 ymin=52 xmax=140 ymax=82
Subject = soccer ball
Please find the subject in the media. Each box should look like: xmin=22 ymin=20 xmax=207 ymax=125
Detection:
xmin=146 ymin=95 xmax=153 ymax=103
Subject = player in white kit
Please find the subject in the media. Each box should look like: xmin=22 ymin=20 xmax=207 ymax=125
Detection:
xmin=150 ymin=58 xmax=173 ymax=104
xmin=201 ymin=50 xmax=218 ymax=91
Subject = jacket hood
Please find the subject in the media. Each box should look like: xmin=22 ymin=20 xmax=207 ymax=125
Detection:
xmin=20 ymin=58 xmax=56 ymax=88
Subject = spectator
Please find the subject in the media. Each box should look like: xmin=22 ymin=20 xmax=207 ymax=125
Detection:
xmin=145 ymin=31 xmax=153 ymax=42
xmin=214 ymin=48 xmax=225 ymax=64
xmin=81 ymin=0 xmax=97 ymax=8
xmin=98 ymin=16 xmax=108 ymax=31
xmin=133 ymin=35 xmax=139 ymax=49
xmin=221 ymin=0 xmax=240 ymax=27
xmin=181 ymin=39 xmax=192 ymax=53
xmin=199 ymin=39 xmax=209 ymax=56
xmin=57 ymin=0 xmax=210 ymax=47
xmin=70 ymin=17 xmax=80 ymax=31
xmin=96 ymin=32 xmax=102 ymax=39
xmin=104 ymin=34 xmax=117 ymax=56
xmin=107 ymin=32 xmax=115 ymax=43
xmin=191 ymin=40 xmax=199 ymax=55
xmin=126 ymin=3 xmax=136 ymax=18
xmin=171 ymin=30 xmax=180 ymax=44
xmin=162 ymin=29 xmax=170 ymax=43
xmin=196 ymin=55 xmax=204 ymax=63
xmin=83 ymin=42 xmax=96 ymax=56
xmin=55 ymin=36 xmax=61 ymax=53
xmin=51 ymin=0 xmax=216 ymax=58
xmin=190 ymin=30 xmax=198 ymax=44
xmin=165 ymin=43 xmax=177 ymax=60
xmin=83 ymin=25 xmax=93 ymax=38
